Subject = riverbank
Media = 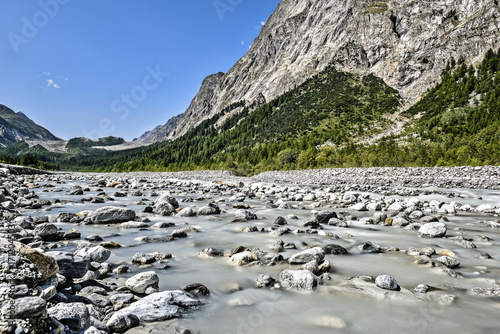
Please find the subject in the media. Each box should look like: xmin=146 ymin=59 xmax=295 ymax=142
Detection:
xmin=1 ymin=165 xmax=500 ymax=333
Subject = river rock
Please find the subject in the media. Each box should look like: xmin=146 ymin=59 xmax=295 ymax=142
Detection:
xmin=279 ymin=269 xmax=319 ymax=291
xmin=323 ymin=244 xmax=348 ymax=255
xmin=177 ymin=207 xmax=195 ymax=217
xmin=289 ymin=247 xmax=325 ymax=264
xmin=229 ymin=250 xmax=258 ymax=265
xmin=315 ymin=210 xmax=337 ymax=224
xmin=154 ymin=192 xmax=179 ymax=209
xmin=106 ymin=290 xmax=201 ymax=328
xmin=419 ymin=222 xmax=447 ymax=238
xmin=45 ymin=251 xmax=90 ymax=279
xmin=1 ymin=296 xmax=46 ymax=318
xmin=75 ymin=246 xmax=111 ymax=263
xmin=197 ymin=203 xmax=221 ymax=215
xmin=88 ymin=206 xmax=136 ymax=224
xmin=234 ymin=209 xmax=257 ymax=221
xmin=47 ymin=302 xmax=90 ymax=329
xmin=435 ymin=256 xmax=460 ymax=268
xmin=22 ymin=249 xmax=59 ymax=281
xmin=125 ymin=271 xmax=159 ymax=294
xmin=274 ymin=216 xmax=288 ymax=225
xmin=33 ymin=223 xmax=60 ymax=241
xmin=375 ymin=275 xmax=399 ymax=290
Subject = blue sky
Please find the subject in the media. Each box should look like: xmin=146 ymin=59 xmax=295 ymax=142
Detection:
xmin=0 ymin=0 xmax=281 ymax=141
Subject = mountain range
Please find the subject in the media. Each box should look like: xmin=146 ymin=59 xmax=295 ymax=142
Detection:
xmin=1 ymin=0 xmax=500 ymax=171
xmin=135 ymin=0 xmax=500 ymax=144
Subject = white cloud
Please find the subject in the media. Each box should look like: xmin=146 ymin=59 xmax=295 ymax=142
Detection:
xmin=241 ymin=39 xmax=245 ymax=45
xmin=47 ymin=79 xmax=60 ymax=89
xmin=43 ymin=72 xmax=51 ymax=76
xmin=261 ymin=21 xmax=266 ymax=26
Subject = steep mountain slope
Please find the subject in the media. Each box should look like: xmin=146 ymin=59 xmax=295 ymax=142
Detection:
xmin=145 ymin=0 xmax=500 ymax=143
xmin=0 ymin=104 xmax=60 ymax=146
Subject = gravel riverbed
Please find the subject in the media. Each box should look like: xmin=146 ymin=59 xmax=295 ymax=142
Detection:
xmin=1 ymin=165 xmax=500 ymax=333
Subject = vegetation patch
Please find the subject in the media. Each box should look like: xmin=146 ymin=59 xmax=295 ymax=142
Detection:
xmin=366 ymin=2 xmax=389 ymax=13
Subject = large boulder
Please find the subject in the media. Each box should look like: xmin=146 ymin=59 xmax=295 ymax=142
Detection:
xmin=45 ymin=251 xmax=90 ymax=279
xmin=289 ymin=247 xmax=325 ymax=264
xmin=154 ymin=192 xmax=179 ymax=209
xmin=88 ymin=206 xmax=136 ymax=224
xmin=126 ymin=271 xmax=159 ymax=294
xmin=315 ymin=210 xmax=337 ymax=225
xmin=106 ymin=290 xmax=201 ymax=330
xmin=229 ymin=251 xmax=258 ymax=266
xmin=33 ymin=223 xmax=61 ymax=241
xmin=75 ymin=246 xmax=111 ymax=263
xmin=47 ymin=302 xmax=90 ymax=329
xmin=234 ymin=209 xmax=257 ymax=221
xmin=1 ymin=296 xmax=46 ymax=318
xmin=197 ymin=203 xmax=221 ymax=215
xmin=375 ymin=275 xmax=399 ymax=291
xmin=279 ymin=269 xmax=319 ymax=291
xmin=419 ymin=222 xmax=447 ymax=238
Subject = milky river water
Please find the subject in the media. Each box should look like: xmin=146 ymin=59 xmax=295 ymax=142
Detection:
xmin=24 ymin=176 xmax=500 ymax=334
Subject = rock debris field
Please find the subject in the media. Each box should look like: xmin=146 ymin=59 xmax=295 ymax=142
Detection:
xmin=1 ymin=164 xmax=500 ymax=333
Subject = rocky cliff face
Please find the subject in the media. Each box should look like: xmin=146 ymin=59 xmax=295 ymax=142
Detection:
xmin=0 ymin=104 xmax=60 ymax=147
xmin=146 ymin=0 xmax=500 ymax=142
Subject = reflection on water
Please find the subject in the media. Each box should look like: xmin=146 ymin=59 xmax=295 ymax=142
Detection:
xmin=27 ymin=177 xmax=500 ymax=334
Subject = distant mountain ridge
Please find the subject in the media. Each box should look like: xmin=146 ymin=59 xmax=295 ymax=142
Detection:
xmin=0 ymin=104 xmax=60 ymax=147
xmin=139 ymin=0 xmax=500 ymax=143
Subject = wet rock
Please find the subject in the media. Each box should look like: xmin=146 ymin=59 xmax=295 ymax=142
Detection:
xmin=110 ymin=293 xmax=135 ymax=305
xmin=114 ymin=265 xmax=130 ymax=274
xmin=315 ymin=210 xmax=337 ymax=224
xmin=132 ymin=252 xmax=158 ymax=264
xmin=120 ymin=221 xmax=150 ymax=229
xmin=274 ymin=216 xmax=288 ymax=225
xmin=85 ymin=234 xmax=103 ymax=242
xmin=198 ymin=247 xmax=222 ymax=258
xmin=359 ymin=242 xmax=383 ymax=253
xmin=435 ymin=256 xmax=460 ymax=269
xmin=171 ymin=229 xmax=188 ymax=238
xmin=229 ymin=251 xmax=258 ymax=265
xmin=349 ymin=203 xmax=367 ymax=211
xmin=154 ymin=192 xmax=179 ymax=209
xmin=289 ymin=247 xmax=325 ymax=264
xmin=100 ymin=241 xmax=122 ymax=248
xmin=106 ymin=290 xmax=201 ymax=327
xmin=375 ymin=275 xmax=399 ymax=291
xmin=155 ymin=202 xmax=176 ymax=216
xmin=234 ymin=209 xmax=258 ymax=221
xmin=469 ymin=287 xmax=500 ymax=297
xmin=323 ymin=244 xmax=348 ymax=255
xmin=125 ymin=271 xmax=159 ymax=294
xmin=177 ymin=207 xmax=195 ymax=217
xmin=106 ymin=312 xmax=140 ymax=333
xmin=197 ymin=203 xmax=221 ymax=215
xmin=303 ymin=216 xmax=321 ymax=228
xmin=256 ymin=274 xmax=276 ymax=288
xmin=419 ymin=222 xmax=447 ymax=238
xmin=33 ymin=223 xmax=61 ymax=241
xmin=279 ymin=269 xmax=319 ymax=291
xmin=183 ymin=283 xmax=210 ymax=296
xmin=75 ymin=246 xmax=111 ymax=263
xmin=413 ymin=284 xmax=429 ymax=293
xmin=88 ymin=206 xmax=136 ymax=224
